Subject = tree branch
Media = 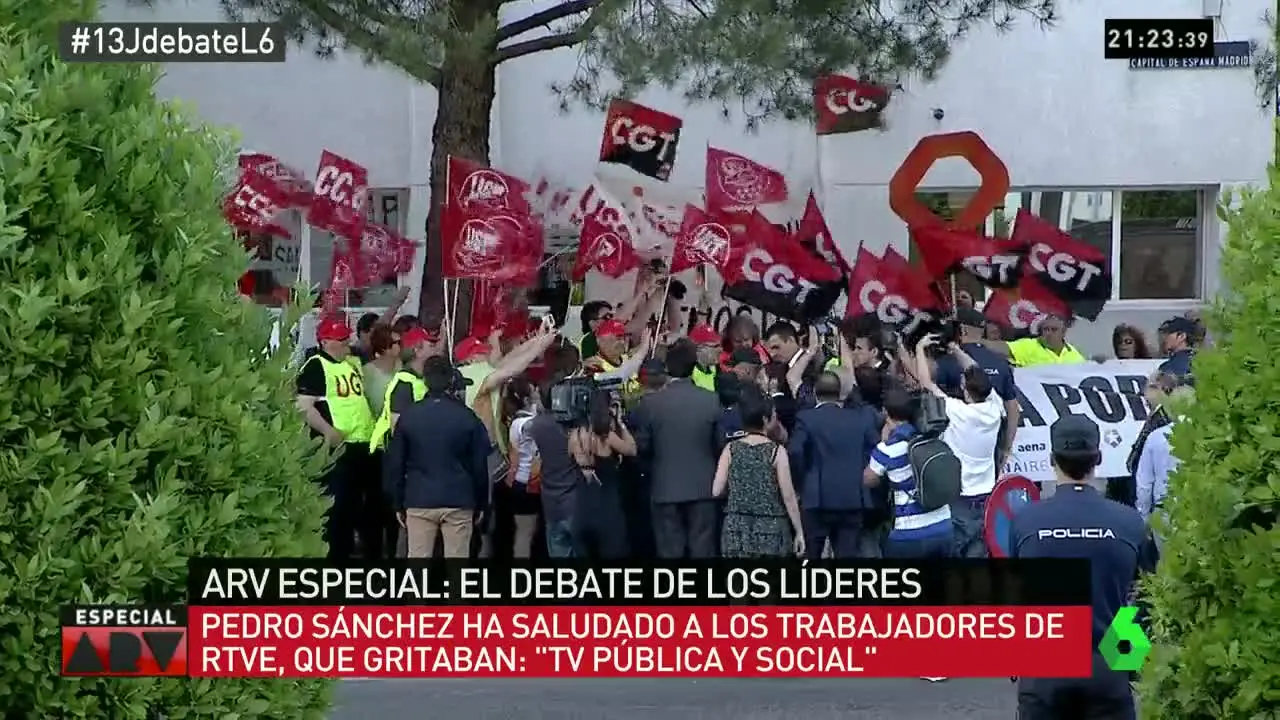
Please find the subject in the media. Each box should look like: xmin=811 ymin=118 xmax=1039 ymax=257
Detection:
xmin=496 ymin=29 xmax=585 ymax=63
xmin=292 ymin=0 xmax=442 ymax=84
xmin=494 ymin=0 xmax=602 ymax=42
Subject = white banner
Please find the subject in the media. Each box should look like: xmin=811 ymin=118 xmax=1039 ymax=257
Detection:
xmin=1002 ymin=359 xmax=1163 ymax=484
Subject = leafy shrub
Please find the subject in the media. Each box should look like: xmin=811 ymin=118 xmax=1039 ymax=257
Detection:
xmin=0 ymin=2 xmax=334 ymax=717
xmin=1138 ymin=175 xmax=1280 ymax=717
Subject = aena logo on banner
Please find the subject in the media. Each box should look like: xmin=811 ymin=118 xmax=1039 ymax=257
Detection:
xmin=741 ymin=250 xmax=818 ymax=302
xmin=1027 ymin=243 xmax=1102 ymax=292
xmin=962 ymin=254 xmax=1020 ymax=286
xmin=315 ymin=165 xmax=365 ymax=212
xmin=858 ymin=280 xmax=928 ymax=325
xmin=610 ymin=116 xmax=678 ymax=164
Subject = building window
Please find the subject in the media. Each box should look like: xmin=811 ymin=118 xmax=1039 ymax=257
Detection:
xmin=309 ymin=188 xmax=407 ymax=309
xmin=907 ymin=188 xmax=1203 ymax=303
xmin=1118 ymin=190 xmax=1200 ymax=299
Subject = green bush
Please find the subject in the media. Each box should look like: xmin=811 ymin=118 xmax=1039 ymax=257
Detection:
xmin=0 ymin=2 xmax=334 ymax=717
xmin=1138 ymin=175 xmax=1280 ymax=717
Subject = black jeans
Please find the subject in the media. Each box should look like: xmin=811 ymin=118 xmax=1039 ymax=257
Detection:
xmin=803 ymin=509 xmax=880 ymax=559
xmin=653 ymin=500 xmax=720 ymax=558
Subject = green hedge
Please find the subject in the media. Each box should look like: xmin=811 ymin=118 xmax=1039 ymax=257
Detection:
xmin=1138 ymin=174 xmax=1280 ymax=716
xmin=0 ymin=2 xmax=334 ymax=716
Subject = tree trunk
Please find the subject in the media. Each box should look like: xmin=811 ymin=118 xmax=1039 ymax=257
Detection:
xmin=420 ymin=18 xmax=497 ymax=339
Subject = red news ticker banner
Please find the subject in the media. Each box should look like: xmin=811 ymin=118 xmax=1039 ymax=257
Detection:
xmin=189 ymin=606 xmax=1091 ymax=679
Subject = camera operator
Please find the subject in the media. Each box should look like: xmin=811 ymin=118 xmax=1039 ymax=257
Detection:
xmin=567 ymin=387 xmax=636 ymax=558
xmin=914 ymin=333 xmax=1005 ymax=558
xmin=937 ymin=308 xmax=1020 ymax=468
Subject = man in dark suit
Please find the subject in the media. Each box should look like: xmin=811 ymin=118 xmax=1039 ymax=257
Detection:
xmin=789 ymin=371 xmax=882 ymax=559
xmin=633 ymin=339 xmax=723 ymax=558
xmin=383 ymin=356 xmax=491 ymax=558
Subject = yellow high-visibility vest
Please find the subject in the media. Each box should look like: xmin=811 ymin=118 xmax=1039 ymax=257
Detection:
xmin=692 ymin=366 xmax=717 ymax=392
xmin=369 ymin=370 xmax=426 ymax=451
xmin=311 ymin=355 xmax=375 ymax=443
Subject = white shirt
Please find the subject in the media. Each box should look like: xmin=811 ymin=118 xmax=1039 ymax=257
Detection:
xmin=508 ymin=413 xmax=539 ymax=485
xmin=941 ymin=392 xmax=1005 ymax=497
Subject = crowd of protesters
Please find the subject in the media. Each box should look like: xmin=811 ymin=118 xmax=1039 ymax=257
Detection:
xmin=291 ymin=268 xmax=1201 ymax=567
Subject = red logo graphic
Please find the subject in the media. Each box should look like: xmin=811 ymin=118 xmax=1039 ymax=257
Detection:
xmin=458 ymin=169 xmax=515 ymax=213
xmin=599 ymin=99 xmax=682 ymax=181
xmin=456 ymin=216 xmax=520 ymax=274
xmin=61 ymin=605 xmax=187 ymax=677
xmin=705 ymin=147 xmax=788 ymax=208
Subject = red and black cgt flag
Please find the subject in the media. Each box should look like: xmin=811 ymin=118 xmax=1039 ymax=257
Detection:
xmin=910 ymin=225 xmax=1027 ymax=290
xmin=721 ymin=212 xmax=844 ymax=323
xmin=599 ymin=99 xmax=682 ymax=182
xmin=813 ymin=75 xmax=891 ymax=135
xmin=1009 ymin=209 xmax=1112 ymax=321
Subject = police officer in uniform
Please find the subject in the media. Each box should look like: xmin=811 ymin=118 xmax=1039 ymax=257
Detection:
xmin=1009 ymin=415 xmax=1157 ymax=719
xmin=296 ymin=316 xmax=378 ymax=559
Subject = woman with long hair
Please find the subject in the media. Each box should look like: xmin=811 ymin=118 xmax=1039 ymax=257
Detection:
xmin=1112 ymin=324 xmax=1153 ymax=359
xmin=567 ymin=389 xmax=636 ymax=557
xmin=713 ymin=386 xmax=804 ymax=558
xmin=719 ymin=315 xmax=769 ymax=369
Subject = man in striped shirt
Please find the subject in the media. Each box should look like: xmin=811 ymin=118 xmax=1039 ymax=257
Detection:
xmin=863 ymin=389 xmax=954 ymax=558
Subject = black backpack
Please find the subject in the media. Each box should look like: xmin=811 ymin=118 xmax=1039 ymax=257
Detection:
xmin=906 ymin=394 xmax=962 ymax=511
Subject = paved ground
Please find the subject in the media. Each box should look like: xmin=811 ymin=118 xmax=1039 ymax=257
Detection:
xmin=331 ymin=678 xmax=1017 ymax=719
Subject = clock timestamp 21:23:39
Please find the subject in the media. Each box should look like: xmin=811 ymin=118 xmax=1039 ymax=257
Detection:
xmin=1104 ymin=18 xmax=1215 ymax=60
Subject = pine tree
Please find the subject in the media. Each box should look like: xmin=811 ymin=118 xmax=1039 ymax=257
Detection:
xmin=0 ymin=0 xmax=333 ymax=715
xmin=1138 ymin=176 xmax=1280 ymax=716
xmin=219 ymin=0 xmax=1057 ymax=320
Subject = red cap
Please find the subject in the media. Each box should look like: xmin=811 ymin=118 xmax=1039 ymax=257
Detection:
xmin=316 ymin=316 xmax=352 ymax=342
xmin=454 ymin=336 xmax=491 ymax=363
xmin=595 ymin=319 xmax=628 ymax=338
xmin=688 ymin=324 xmax=719 ymax=344
xmin=401 ymin=327 xmax=434 ymax=349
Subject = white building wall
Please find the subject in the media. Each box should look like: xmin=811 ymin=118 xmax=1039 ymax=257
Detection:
xmin=106 ymin=0 xmax=1273 ymax=353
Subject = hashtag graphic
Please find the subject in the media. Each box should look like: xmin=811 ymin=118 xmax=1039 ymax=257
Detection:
xmin=59 ymin=22 xmax=286 ymax=63
xmin=69 ymin=25 xmax=90 ymax=54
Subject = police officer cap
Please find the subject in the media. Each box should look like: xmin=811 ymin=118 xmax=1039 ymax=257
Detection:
xmin=1050 ymin=414 xmax=1100 ymax=456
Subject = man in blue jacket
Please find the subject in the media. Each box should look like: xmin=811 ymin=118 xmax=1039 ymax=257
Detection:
xmin=789 ymin=371 xmax=881 ymax=559
xmin=1010 ymin=414 xmax=1157 ymax=719
xmin=383 ymin=356 xmax=490 ymax=558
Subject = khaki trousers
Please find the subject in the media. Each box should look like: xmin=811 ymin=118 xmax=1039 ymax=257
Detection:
xmin=405 ymin=508 xmax=473 ymax=558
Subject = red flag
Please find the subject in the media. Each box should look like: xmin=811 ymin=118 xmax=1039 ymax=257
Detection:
xmin=983 ymin=280 xmax=1071 ymax=334
xmin=671 ymin=205 xmax=736 ymax=275
xmin=705 ymin=147 xmax=789 ymax=210
xmin=847 ymin=247 xmax=943 ymax=323
xmin=813 ymin=75 xmax=891 ymax=135
xmin=238 ymin=153 xmax=312 ymax=207
xmin=307 ymin=150 xmax=369 ymax=243
xmin=1009 ymin=209 xmax=1112 ymax=320
xmin=795 ymin=192 xmax=850 ymax=273
xmin=573 ymin=211 xmax=642 ymax=280
xmin=321 ymin=241 xmax=365 ymax=313
xmin=599 ymin=99 xmax=682 ymax=181
xmin=359 ymin=223 xmax=409 ymax=280
xmin=440 ymin=156 xmax=542 ymax=284
xmin=910 ymin=225 xmax=1026 ymax=289
xmin=223 ymin=169 xmax=293 ymax=238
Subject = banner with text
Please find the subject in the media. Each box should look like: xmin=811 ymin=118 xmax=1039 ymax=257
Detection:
xmin=1004 ymin=359 xmax=1162 ymax=483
